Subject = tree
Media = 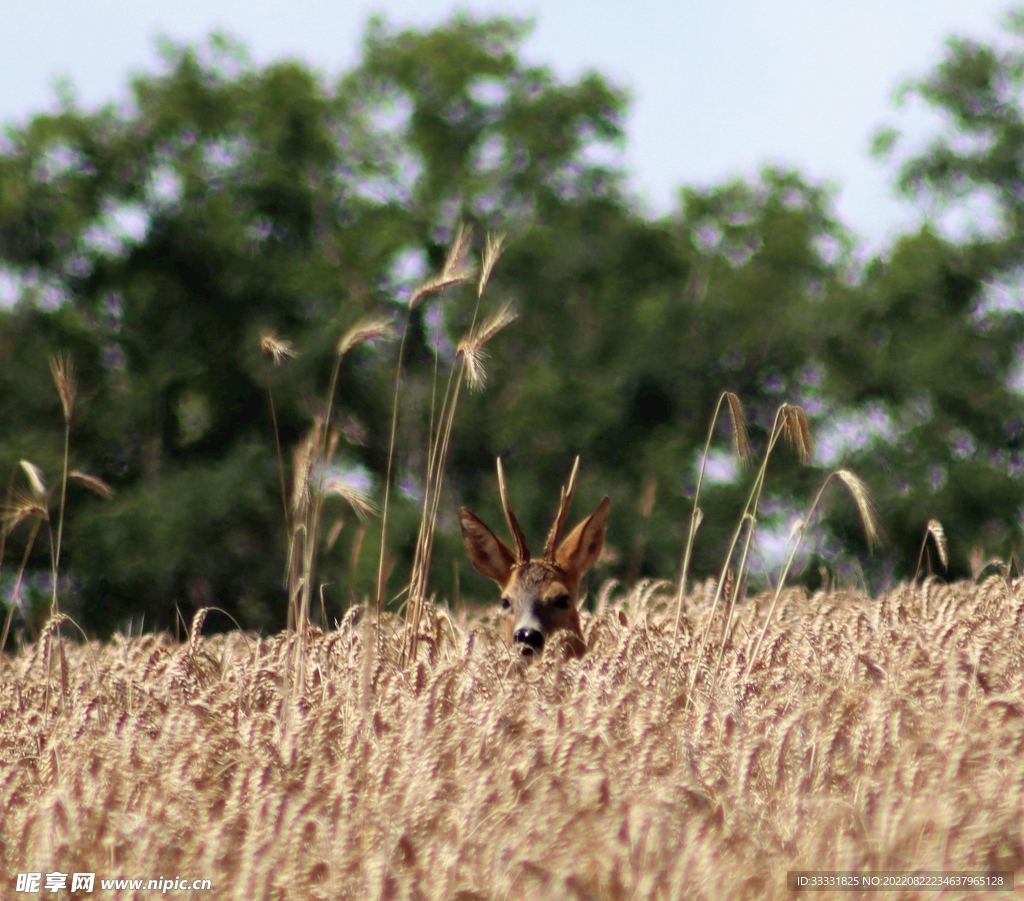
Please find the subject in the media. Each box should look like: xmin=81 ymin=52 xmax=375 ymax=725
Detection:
xmin=4 ymin=9 xmax=1024 ymax=641
xmin=828 ymin=9 xmax=1024 ymax=579
xmin=0 ymin=17 xmax=630 ymax=635
xmin=456 ymin=167 xmax=852 ymax=589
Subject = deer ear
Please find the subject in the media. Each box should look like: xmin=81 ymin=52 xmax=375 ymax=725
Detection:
xmin=459 ymin=508 xmax=516 ymax=586
xmin=555 ymin=497 xmax=610 ymax=577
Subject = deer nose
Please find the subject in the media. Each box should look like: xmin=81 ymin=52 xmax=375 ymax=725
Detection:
xmin=513 ymin=627 xmax=545 ymax=653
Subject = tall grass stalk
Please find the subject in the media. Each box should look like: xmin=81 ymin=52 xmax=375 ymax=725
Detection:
xmin=687 ymin=403 xmax=810 ymax=702
xmin=668 ymin=391 xmax=748 ymax=668
xmin=48 ymin=353 xmax=76 ymax=616
xmin=374 ymin=322 xmax=410 ymax=642
xmin=24 ymin=354 xmax=76 ymax=710
xmin=710 ymin=405 xmax=812 ymax=685
xmin=25 ymin=356 xmax=112 ymax=701
xmin=403 ymin=232 xmax=509 ymax=665
xmin=287 ymin=419 xmax=328 ymax=633
xmin=915 ymin=518 xmax=949 ymax=582
xmin=1 ymin=456 xmax=111 ymax=653
xmin=626 ymin=477 xmax=658 ymax=587
xmin=746 ymin=468 xmax=879 ymax=673
xmin=0 ymin=504 xmax=44 ymax=651
xmin=374 ymin=226 xmax=480 ymax=650
xmin=403 ymin=301 xmax=515 ymax=663
xmin=291 ymin=323 xmax=386 ymax=634
xmin=261 ymin=324 xmax=386 ymax=636
xmin=915 ymin=518 xmax=948 ymax=617
xmin=258 ymin=333 xmax=297 ymax=532
xmin=0 ymin=468 xmax=16 ymax=650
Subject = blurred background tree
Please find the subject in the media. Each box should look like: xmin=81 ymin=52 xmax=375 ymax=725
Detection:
xmin=827 ymin=10 xmax=1024 ymax=582
xmin=1 ymin=9 xmax=1024 ymax=639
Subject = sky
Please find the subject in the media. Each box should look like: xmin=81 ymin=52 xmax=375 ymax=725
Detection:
xmin=0 ymin=0 xmax=1014 ymax=250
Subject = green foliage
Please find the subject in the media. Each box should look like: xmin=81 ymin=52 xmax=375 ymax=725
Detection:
xmin=819 ymin=10 xmax=1024 ymax=579
xmin=3 ymin=10 xmax=1024 ymax=636
xmin=68 ymin=443 xmax=282 ymax=630
xmin=348 ymin=15 xmax=626 ymax=221
xmin=0 ymin=15 xmax=629 ymax=634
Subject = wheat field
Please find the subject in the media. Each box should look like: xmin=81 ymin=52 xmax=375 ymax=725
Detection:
xmin=2 ymin=578 xmax=1023 ymax=899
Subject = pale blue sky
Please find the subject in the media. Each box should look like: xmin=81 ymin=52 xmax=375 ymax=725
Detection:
xmin=0 ymin=1 xmax=1012 ymax=249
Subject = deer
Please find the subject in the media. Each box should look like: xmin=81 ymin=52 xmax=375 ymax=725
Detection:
xmin=459 ymin=457 xmax=609 ymax=660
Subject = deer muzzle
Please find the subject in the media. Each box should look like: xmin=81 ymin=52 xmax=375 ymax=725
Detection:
xmin=513 ymin=626 xmax=545 ymax=655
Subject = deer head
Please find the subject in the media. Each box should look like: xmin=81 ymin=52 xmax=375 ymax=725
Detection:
xmin=459 ymin=457 xmax=609 ymax=660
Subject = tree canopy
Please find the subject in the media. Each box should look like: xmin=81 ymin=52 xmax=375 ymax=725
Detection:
xmin=2 ymin=11 xmax=1024 ymax=638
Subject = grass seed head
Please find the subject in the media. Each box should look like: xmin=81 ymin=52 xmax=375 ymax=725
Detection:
xmin=459 ymin=343 xmax=487 ymax=391
xmin=834 ymin=469 xmax=881 ymax=549
xmin=188 ymin=608 xmax=209 ymax=655
xmin=19 ymin=461 xmax=47 ymax=500
xmin=410 ymin=224 xmax=477 ymax=309
xmin=722 ymin=568 xmax=736 ymax=605
xmin=477 ymin=231 xmax=506 ymax=297
xmin=318 ymin=470 xmax=376 ymax=521
xmin=443 ymin=222 xmax=474 ymax=279
xmin=69 ymin=471 xmax=114 ymax=499
xmin=49 ymin=353 xmax=76 ymax=423
xmin=336 ymin=317 xmax=394 ymax=359
xmin=326 ymin=518 xmax=345 ymax=551
xmin=2 ymin=489 xmax=49 ymax=533
xmin=291 ymin=426 xmax=320 ymax=515
xmin=724 ymin=392 xmax=751 ymax=461
xmin=970 ymin=546 xmax=1003 ymax=580
xmin=457 ymin=304 xmax=518 ymax=390
xmin=926 ymin=519 xmax=949 ymax=570
xmin=259 ymin=331 xmax=297 ymax=365
xmin=782 ymin=405 xmax=813 ymax=464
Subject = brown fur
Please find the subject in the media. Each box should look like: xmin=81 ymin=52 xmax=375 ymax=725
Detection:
xmin=459 ymin=461 xmax=609 ymax=659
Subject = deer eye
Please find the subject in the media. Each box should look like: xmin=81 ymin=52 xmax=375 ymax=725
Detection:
xmin=500 ymin=597 xmax=511 ymax=610
xmin=552 ymin=594 xmax=571 ymax=610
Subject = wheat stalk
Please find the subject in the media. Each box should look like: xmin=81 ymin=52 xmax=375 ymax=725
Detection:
xmin=48 ymin=354 xmax=76 ymax=618
xmin=477 ymin=231 xmax=505 ymax=298
xmin=627 ymin=477 xmax=658 ymax=586
xmin=259 ymin=330 xmax=298 ymax=534
xmin=409 ymin=223 xmax=476 ymax=309
xmin=916 ymin=518 xmax=949 ymax=580
xmin=456 ymin=303 xmax=517 ymax=391
xmin=0 ymin=488 xmax=46 ymax=651
xmin=266 ymin=316 xmax=392 ymax=634
xmin=5 ymin=578 xmax=1024 ymax=895
xmin=68 ymin=471 xmax=114 ymax=499
xmin=687 ymin=403 xmax=802 ymax=701
xmin=375 ymin=230 xmax=476 ymax=636
xmin=403 ymin=236 xmax=510 ymax=665
xmin=747 ymin=468 xmax=879 ymax=672
xmin=669 ymin=391 xmax=748 ymax=670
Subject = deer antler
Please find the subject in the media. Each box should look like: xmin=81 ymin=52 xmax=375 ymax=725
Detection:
xmin=496 ymin=457 xmax=530 ymax=564
xmin=542 ymin=456 xmax=580 ymax=561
